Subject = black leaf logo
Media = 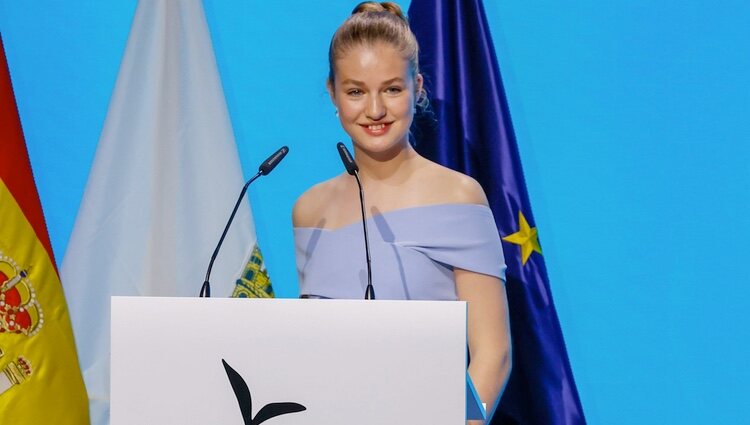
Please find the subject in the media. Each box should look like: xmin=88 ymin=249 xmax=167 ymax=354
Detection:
xmin=222 ymin=359 xmax=307 ymax=425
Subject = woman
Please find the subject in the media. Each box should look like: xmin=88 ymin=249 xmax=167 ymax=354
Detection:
xmin=293 ymin=2 xmax=511 ymax=421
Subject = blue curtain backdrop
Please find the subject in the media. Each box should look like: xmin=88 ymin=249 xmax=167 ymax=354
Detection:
xmin=409 ymin=1 xmax=585 ymax=423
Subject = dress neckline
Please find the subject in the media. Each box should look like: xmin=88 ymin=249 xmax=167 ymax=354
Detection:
xmin=294 ymin=202 xmax=491 ymax=233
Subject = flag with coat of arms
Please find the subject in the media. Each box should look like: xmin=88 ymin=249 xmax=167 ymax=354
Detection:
xmin=60 ymin=1 xmax=273 ymax=424
xmin=0 ymin=33 xmax=90 ymax=424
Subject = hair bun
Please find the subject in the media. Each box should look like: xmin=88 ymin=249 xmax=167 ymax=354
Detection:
xmin=352 ymin=1 xmax=408 ymax=23
xmin=329 ymin=0 xmax=422 ymax=87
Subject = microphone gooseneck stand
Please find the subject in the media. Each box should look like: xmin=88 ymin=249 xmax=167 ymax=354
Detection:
xmin=336 ymin=142 xmax=375 ymax=300
xmin=200 ymin=146 xmax=289 ymax=298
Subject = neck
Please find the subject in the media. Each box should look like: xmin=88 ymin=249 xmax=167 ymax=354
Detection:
xmin=352 ymin=140 xmax=418 ymax=183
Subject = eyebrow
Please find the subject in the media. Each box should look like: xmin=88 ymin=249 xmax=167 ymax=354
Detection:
xmin=339 ymin=77 xmax=405 ymax=86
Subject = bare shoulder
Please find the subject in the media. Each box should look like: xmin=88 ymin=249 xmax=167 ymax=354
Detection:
xmin=292 ymin=174 xmax=347 ymax=228
xmin=419 ymin=160 xmax=489 ymax=206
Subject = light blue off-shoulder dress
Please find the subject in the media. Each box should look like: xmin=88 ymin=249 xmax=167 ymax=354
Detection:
xmin=294 ymin=203 xmax=506 ymax=300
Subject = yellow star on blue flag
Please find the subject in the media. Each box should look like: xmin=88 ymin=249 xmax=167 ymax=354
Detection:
xmin=502 ymin=211 xmax=542 ymax=265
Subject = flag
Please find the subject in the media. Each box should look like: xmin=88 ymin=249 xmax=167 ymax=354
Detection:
xmin=60 ymin=1 xmax=272 ymax=423
xmin=408 ymin=1 xmax=586 ymax=423
xmin=0 ymin=34 xmax=90 ymax=424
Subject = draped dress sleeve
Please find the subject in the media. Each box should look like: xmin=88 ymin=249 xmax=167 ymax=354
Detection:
xmin=294 ymin=203 xmax=506 ymax=300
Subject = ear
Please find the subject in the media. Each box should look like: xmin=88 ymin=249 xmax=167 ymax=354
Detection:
xmin=415 ymin=73 xmax=424 ymax=103
xmin=326 ymin=79 xmax=337 ymax=106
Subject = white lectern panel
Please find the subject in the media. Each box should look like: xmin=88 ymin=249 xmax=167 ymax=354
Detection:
xmin=111 ymin=297 xmax=467 ymax=424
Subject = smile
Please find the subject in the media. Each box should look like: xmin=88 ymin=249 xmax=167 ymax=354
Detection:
xmin=360 ymin=122 xmax=392 ymax=136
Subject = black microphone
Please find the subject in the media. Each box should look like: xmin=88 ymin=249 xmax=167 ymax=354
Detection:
xmin=259 ymin=145 xmax=289 ymax=175
xmin=199 ymin=146 xmax=289 ymax=297
xmin=337 ymin=142 xmax=359 ymax=175
xmin=336 ymin=142 xmax=374 ymax=300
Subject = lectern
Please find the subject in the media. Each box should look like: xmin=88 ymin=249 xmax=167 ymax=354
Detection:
xmin=111 ymin=297 xmax=484 ymax=424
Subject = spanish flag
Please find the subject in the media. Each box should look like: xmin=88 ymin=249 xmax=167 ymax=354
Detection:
xmin=0 ymin=35 xmax=90 ymax=424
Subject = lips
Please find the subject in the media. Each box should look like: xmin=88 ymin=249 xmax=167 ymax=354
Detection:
xmin=360 ymin=122 xmax=392 ymax=136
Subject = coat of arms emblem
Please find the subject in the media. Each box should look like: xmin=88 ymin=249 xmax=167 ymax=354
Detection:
xmin=0 ymin=250 xmax=41 ymax=396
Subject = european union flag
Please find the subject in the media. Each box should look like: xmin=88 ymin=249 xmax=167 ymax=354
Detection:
xmin=408 ymin=1 xmax=586 ymax=423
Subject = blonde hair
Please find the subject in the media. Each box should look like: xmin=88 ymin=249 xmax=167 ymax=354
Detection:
xmin=328 ymin=2 xmax=420 ymax=86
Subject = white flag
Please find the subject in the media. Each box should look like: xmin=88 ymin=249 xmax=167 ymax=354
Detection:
xmin=60 ymin=1 xmax=269 ymax=423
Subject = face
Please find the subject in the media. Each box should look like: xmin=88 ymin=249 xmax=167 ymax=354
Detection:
xmin=328 ymin=42 xmax=423 ymax=158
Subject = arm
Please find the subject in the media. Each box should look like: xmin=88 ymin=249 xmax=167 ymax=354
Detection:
xmin=455 ymin=268 xmax=512 ymax=425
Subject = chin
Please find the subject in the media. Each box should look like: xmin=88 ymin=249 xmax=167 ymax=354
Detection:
xmin=354 ymin=137 xmax=408 ymax=156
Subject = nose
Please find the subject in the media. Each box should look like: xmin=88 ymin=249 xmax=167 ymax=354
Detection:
xmin=365 ymin=94 xmax=386 ymax=121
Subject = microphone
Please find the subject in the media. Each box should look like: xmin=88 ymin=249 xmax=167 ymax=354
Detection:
xmin=337 ymin=142 xmax=359 ymax=175
xmin=259 ymin=146 xmax=289 ymax=175
xmin=336 ymin=142 xmax=374 ymax=300
xmin=199 ymin=146 xmax=289 ymax=297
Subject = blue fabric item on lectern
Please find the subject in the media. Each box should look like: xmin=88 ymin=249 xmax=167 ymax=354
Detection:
xmin=294 ymin=203 xmax=506 ymax=300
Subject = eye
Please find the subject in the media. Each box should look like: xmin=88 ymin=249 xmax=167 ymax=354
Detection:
xmin=346 ymin=88 xmax=363 ymax=97
xmin=385 ymin=86 xmax=403 ymax=94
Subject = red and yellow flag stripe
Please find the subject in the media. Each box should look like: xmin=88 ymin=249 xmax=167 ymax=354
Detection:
xmin=0 ymin=35 xmax=89 ymax=424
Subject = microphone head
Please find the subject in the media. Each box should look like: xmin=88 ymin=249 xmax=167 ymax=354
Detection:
xmin=336 ymin=142 xmax=359 ymax=176
xmin=258 ymin=146 xmax=289 ymax=175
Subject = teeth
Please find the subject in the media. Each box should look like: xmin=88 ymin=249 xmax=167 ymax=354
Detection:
xmin=368 ymin=124 xmax=385 ymax=130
